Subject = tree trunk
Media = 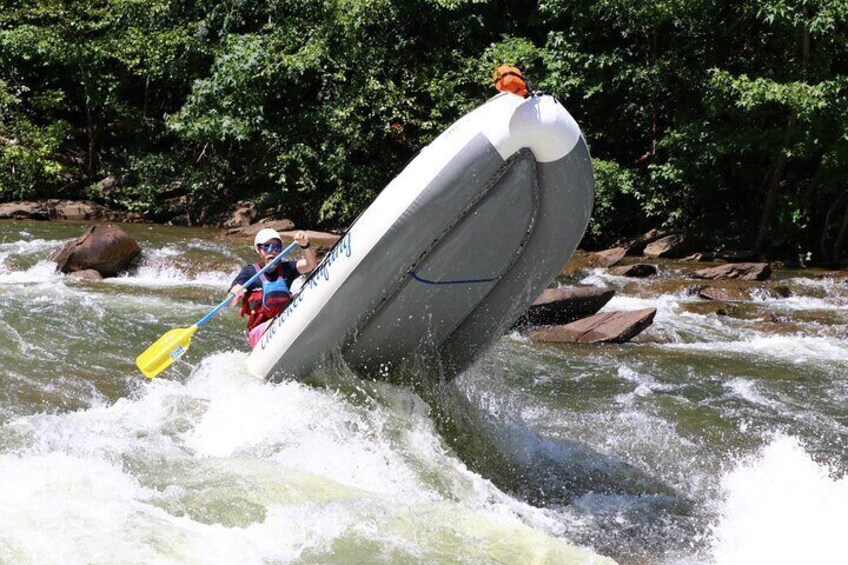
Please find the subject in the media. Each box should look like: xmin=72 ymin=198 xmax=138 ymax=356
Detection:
xmin=755 ymin=131 xmax=791 ymax=252
xmin=833 ymin=198 xmax=848 ymax=264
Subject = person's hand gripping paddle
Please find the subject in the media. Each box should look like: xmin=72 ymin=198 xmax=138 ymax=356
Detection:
xmin=135 ymin=241 xmax=299 ymax=379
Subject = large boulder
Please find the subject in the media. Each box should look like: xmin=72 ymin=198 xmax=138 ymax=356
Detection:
xmin=528 ymin=308 xmax=657 ymax=344
xmin=691 ymin=262 xmax=771 ymax=281
xmin=54 ymin=225 xmax=141 ymax=277
xmin=515 ymin=286 xmax=615 ymax=327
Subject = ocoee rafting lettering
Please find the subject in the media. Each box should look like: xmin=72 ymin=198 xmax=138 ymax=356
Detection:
xmin=258 ymin=233 xmax=352 ymax=352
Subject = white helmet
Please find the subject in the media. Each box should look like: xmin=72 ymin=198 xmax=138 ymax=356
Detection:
xmin=253 ymin=228 xmax=282 ymax=247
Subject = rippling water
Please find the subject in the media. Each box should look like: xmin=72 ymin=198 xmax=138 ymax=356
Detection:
xmin=1 ymin=220 xmax=847 ymax=564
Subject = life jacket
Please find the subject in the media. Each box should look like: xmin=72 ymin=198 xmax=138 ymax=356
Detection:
xmin=241 ymin=263 xmax=292 ymax=331
xmin=493 ymin=65 xmax=528 ymax=97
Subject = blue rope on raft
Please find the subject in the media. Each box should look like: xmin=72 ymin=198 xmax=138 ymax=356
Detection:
xmin=408 ymin=271 xmax=500 ymax=286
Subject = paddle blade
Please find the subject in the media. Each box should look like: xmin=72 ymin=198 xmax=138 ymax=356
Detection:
xmin=135 ymin=325 xmax=198 ymax=379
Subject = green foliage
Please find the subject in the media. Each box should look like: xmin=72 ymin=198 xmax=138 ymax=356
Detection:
xmin=1 ymin=0 xmax=847 ymax=261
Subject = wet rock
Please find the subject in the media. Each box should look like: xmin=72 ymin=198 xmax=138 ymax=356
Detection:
xmin=609 ymin=263 xmax=658 ymax=278
xmin=769 ymin=285 xmax=792 ymax=298
xmin=691 ymin=262 xmax=771 ymax=281
xmin=620 ymin=229 xmax=669 ymax=255
xmin=54 ymin=225 xmax=141 ymax=277
xmin=226 ymin=217 xmax=295 ymax=237
xmin=643 ymin=234 xmax=691 ymax=258
xmin=223 ymin=201 xmax=258 ymax=229
xmin=66 ymin=269 xmax=104 ymax=281
xmin=528 ymin=308 xmax=657 ymax=343
xmin=588 ymin=247 xmax=627 ymax=267
xmin=682 ymin=302 xmax=729 ymax=316
xmin=682 ymin=252 xmax=716 ymax=262
xmin=697 ymin=283 xmax=790 ymax=302
xmin=0 ymin=200 xmax=116 ymax=221
xmin=515 ymin=286 xmax=616 ymax=327
xmin=560 ymin=250 xmax=595 ymax=275
xmin=697 ymin=286 xmax=753 ymax=302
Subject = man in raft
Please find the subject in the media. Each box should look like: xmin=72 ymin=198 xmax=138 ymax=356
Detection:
xmin=229 ymin=228 xmax=318 ymax=348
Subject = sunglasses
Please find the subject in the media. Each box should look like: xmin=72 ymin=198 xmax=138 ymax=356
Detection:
xmin=257 ymin=242 xmax=282 ymax=253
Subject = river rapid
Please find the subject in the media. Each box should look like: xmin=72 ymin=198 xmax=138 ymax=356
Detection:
xmin=1 ymin=220 xmax=847 ymax=564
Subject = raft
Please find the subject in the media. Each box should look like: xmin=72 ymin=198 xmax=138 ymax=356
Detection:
xmin=248 ymin=91 xmax=594 ymax=381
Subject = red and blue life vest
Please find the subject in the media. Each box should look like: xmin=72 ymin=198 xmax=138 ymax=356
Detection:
xmin=241 ymin=263 xmax=292 ymax=331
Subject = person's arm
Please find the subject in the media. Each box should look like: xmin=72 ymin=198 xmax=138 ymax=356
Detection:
xmin=294 ymin=230 xmax=318 ymax=274
xmin=229 ymin=265 xmax=255 ymax=306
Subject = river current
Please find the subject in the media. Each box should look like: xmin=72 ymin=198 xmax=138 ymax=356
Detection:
xmin=1 ymin=220 xmax=847 ymax=564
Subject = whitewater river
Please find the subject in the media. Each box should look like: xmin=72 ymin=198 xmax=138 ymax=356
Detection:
xmin=1 ymin=220 xmax=847 ymax=564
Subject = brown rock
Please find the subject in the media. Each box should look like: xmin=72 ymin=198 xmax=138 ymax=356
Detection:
xmin=589 ymin=247 xmax=627 ymax=267
xmin=226 ymin=217 xmax=295 ymax=237
xmin=516 ymin=286 xmax=615 ymax=327
xmin=609 ymin=263 xmax=658 ymax=278
xmin=223 ymin=201 xmax=258 ymax=229
xmin=697 ymin=286 xmax=753 ymax=302
xmin=643 ymin=234 xmax=690 ymax=258
xmin=66 ymin=269 xmax=104 ymax=281
xmin=621 ymin=229 xmax=669 ymax=255
xmin=0 ymin=200 xmax=113 ymax=221
xmin=54 ymin=225 xmax=141 ymax=277
xmin=698 ymin=284 xmax=790 ymax=301
xmin=682 ymin=302 xmax=729 ymax=316
xmin=691 ymin=262 xmax=771 ymax=281
xmin=528 ymin=308 xmax=657 ymax=343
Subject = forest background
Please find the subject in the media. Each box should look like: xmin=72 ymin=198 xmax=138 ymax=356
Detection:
xmin=1 ymin=0 xmax=847 ymax=263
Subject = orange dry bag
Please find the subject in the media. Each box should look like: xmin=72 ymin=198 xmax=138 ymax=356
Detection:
xmin=493 ymin=65 xmax=528 ymax=97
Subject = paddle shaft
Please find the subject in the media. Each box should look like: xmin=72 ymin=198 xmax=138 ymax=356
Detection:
xmin=195 ymin=240 xmax=300 ymax=329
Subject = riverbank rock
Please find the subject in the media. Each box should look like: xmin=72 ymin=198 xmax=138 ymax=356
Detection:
xmin=223 ymin=201 xmax=258 ymax=229
xmin=691 ymin=262 xmax=771 ymax=281
xmin=588 ymin=247 xmax=627 ymax=267
xmin=515 ymin=286 xmax=615 ymax=327
xmin=226 ymin=217 xmax=295 ymax=237
xmin=0 ymin=200 xmax=115 ymax=221
xmin=619 ymin=229 xmax=669 ymax=255
xmin=528 ymin=308 xmax=657 ymax=343
xmin=609 ymin=263 xmax=658 ymax=278
xmin=54 ymin=225 xmax=140 ymax=277
xmin=643 ymin=234 xmax=691 ymax=258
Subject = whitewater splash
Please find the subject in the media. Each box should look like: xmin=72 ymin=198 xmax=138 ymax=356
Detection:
xmin=0 ymin=353 xmax=612 ymax=564
xmin=710 ymin=435 xmax=848 ymax=564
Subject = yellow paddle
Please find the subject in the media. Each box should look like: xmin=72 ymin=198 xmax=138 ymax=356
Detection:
xmin=135 ymin=241 xmax=299 ymax=379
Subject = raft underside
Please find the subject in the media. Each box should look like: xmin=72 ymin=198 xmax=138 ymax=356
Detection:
xmin=266 ymin=134 xmax=593 ymax=382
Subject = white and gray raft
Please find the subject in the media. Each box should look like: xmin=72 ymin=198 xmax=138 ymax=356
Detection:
xmin=248 ymin=92 xmax=594 ymax=381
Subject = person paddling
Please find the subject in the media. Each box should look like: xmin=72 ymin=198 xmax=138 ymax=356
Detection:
xmin=230 ymin=228 xmax=318 ymax=348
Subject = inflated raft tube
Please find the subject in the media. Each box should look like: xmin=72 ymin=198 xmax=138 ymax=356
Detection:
xmin=248 ymin=92 xmax=594 ymax=381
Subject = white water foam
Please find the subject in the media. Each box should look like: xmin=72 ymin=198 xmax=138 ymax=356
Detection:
xmin=104 ymin=245 xmax=237 ymax=289
xmin=107 ymin=265 xmax=235 ymax=289
xmin=0 ymin=260 xmax=64 ymax=285
xmin=665 ymin=334 xmax=848 ymax=366
xmin=0 ymin=352 xmax=611 ymax=564
xmin=710 ymin=435 xmax=848 ymax=564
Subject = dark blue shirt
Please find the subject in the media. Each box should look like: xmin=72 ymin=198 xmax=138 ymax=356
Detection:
xmin=232 ymin=260 xmax=299 ymax=292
